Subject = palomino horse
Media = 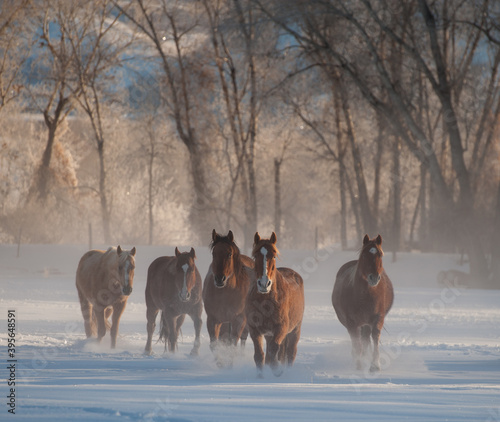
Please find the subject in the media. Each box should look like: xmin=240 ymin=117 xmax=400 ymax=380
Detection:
xmin=145 ymin=247 xmax=203 ymax=356
xmin=76 ymin=246 xmax=136 ymax=348
xmin=246 ymin=232 xmax=305 ymax=377
xmin=332 ymin=234 xmax=394 ymax=372
xmin=203 ymin=230 xmax=253 ymax=357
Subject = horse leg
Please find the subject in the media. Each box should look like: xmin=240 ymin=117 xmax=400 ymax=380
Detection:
xmin=278 ymin=336 xmax=287 ymax=365
xmin=285 ymin=325 xmax=302 ymax=366
xmin=267 ymin=332 xmax=287 ymax=377
xmin=189 ymin=308 xmax=203 ymax=356
xmin=348 ymin=327 xmax=363 ymax=370
xmin=206 ymin=315 xmax=221 ymax=353
xmin=95 ymin=308 xmax=107 ymax=344
xmin=219 ymin=322 xmax=231 ymax=345
xmin=77 ymin=289 xmax=95 ymax=338
xmin=145 ymin=307 xmax=159 ymax=355
xmin=230 ymin=313 xmax=246 ymax=347
xmin=370 ymin=321 xmax=383 ymax=372
xmin=250 ymin=329 xmax=265 ymax=377
xmin=104 ymin=307 xmax=113 ymax=332
xmin=172 ymin=314 xmax=186 ymax=352
xmin=240 ymin=325 xmax=249 ymax=349
xmin=361 ymin=325 xmax=372 ymax=357
xmin=110 ymin=300 xmax=126 ymax=349
xmin=167 ymin=315 xmax=178 ymax=353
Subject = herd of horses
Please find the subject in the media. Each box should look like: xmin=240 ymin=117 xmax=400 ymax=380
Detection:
xmin=75 ymin=231 xmax=394 ymax=376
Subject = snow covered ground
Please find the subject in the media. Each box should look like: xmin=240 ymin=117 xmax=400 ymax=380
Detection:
xmin=1 ymin=243 xmax=499 ymax=421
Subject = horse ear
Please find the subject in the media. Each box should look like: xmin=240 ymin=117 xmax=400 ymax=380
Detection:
xmin=227 ymin=230 xmax=234 ymax=242
xmin=254 ymin=232 xmax=261 ymax=245
xmin=212 ymin=229 xmax=217 ymax=242
xmin=175 ymin=247 xmax=181 ymax=257
xmin=190 ymin=247 xmax=196 ymax=259
xmin=363 ymin=235 xmax=370 ymax=245
xmin=117 ymin=245 xmax=122 ymax=255
xmin=376 ymin=234 xmax=382 ymax=245
xmin=130 ymin=247 xmax=136 ymax=256
xmin=270 ymin=232 xmax=277 ymax=244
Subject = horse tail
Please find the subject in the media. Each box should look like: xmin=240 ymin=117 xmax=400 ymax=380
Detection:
xmin=158 ymin=311 xmax=169 ymax=351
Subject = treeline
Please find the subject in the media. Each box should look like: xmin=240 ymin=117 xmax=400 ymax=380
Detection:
xmin=0 ymin=0 xmax=499 ymax=286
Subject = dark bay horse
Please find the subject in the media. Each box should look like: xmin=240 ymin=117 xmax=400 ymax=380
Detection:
xmin=145 ymin=247 xmax=203 ymax=356
xmin=76 ymin=246 xmax=136 ymax=348
xmin=332 ymin=234 xmax=394 ymax=372
xmin=203 ymin=230 xmax=253 ymax=358
xmin=246 ymin=232 xmax=305 ymax=377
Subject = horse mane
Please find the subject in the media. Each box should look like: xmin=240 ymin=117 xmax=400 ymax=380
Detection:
xmin=104 ymin=246 xmax=134 ymax=266
xmin=252 ymin=240 xmax=280 ymax=259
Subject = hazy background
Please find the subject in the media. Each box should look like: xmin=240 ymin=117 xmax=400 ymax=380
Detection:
xmin=1 ymin=0 xmax=499 ymax=287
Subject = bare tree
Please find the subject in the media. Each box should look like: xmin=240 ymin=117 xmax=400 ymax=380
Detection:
xmin=26 ymin=1 xmax=84 ymax=202
xmin=257 ymin=0 xmax=500 ymax=283
xmin=201 ymin=0 xmax=276 ymax=247
xmin=63 ymin=0 xmax=135 ymax=243
xmin=115 ymin=0 xmax=216 ymax=242
xmin=0 ymin=0 xmax=32 ymax=113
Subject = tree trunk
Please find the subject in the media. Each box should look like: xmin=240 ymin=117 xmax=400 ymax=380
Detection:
xmin=339 ymin=165 xmax=348 ymax=250
xmin=35 ymin=122 xmax=57 ymax=201
xmin=339 ymin=84 xmax=377 ymax=236
xmin=148 ymin=142 xmax=155 ymax=246
xmin=274 ymin=158 xmax=282 ymax=240
xmin=97 ymin=140 xmax=111 ymax=244
xmin=490 ymin=181 xmax=500 ymax=288
xmin=391 ymin=136 xmax=401 ymax=262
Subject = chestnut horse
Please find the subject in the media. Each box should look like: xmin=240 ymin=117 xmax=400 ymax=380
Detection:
xmin=246 ymin=232 xmax=305 ymax=377
xmin=145 ymin=247 xmax=203 ymax=356
xmin=76 ymin=246 xmax=136 ymax=348
xmin=203 ymin=230 xmax=253 ymax=358
xmin=332 ymin=234 xmax=394 ymax=372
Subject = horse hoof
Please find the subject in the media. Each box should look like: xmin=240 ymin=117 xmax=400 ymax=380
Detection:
xmin=369 ymin=363 xmax=380 ymax=373
xmin=257 ymin=371 xmax=264 ymax=379
xmin=189 ymin=349 xmax=199 ymax=357
xmin=272 ymin=366 xmax=283 ymax=377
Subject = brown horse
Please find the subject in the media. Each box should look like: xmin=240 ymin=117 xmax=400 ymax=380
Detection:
xmin=145 ymin=247 xmax=203 ymax=356
xmin=203 ymin=229 xmax=253 ymax=358
xmin=76 ymin=246 xmax=136 ymax=348
xmin=332 ymin=234 xmax=394 ymax=372
xmin=246 ymin=232 xmax=305 ymax=377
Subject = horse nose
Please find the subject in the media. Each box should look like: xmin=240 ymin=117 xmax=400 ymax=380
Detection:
xmin=258 ymin=277 xmax=271 ymax=291
xmin=367 ymin=274 xmax=381 ymax=286
xmin=123 ymin=285 xmax=133 ymax=296
xmin=215 ymin=275 xmax=226 ymax=287
xmin=179 ymin=291 xmax=191 ymax=302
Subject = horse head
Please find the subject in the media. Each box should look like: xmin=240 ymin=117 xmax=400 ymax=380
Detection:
xmin=117 ymin=245 xmax=136 ymax=296
xmin=252 ymin=232 xmax=279 ymax=294
xmin=175 ymin=247 xmax=197 ymax=302
xmin=210 ymin=229 xmax=239 ymax=288
xmin=359 ymin=234 xmax=384 ymax=287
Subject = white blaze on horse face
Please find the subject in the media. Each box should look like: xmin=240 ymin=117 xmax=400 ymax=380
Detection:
xmin=181 ymin=263 xmax=189 ymax=300
xmin=257 ymin=246 xmax=272 ymax=293
xmin=124 ymin=260 xmax=131 ymax=288
xmin=369 ymin=247 xmax=378 ymax=255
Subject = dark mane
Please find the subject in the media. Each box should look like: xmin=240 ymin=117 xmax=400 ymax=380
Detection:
xmin=210 ymin=235 xmax=239 ymax=253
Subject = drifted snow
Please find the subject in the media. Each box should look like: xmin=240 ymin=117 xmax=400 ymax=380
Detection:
xmin=1 ymin=244 xmax=499 ymax=421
